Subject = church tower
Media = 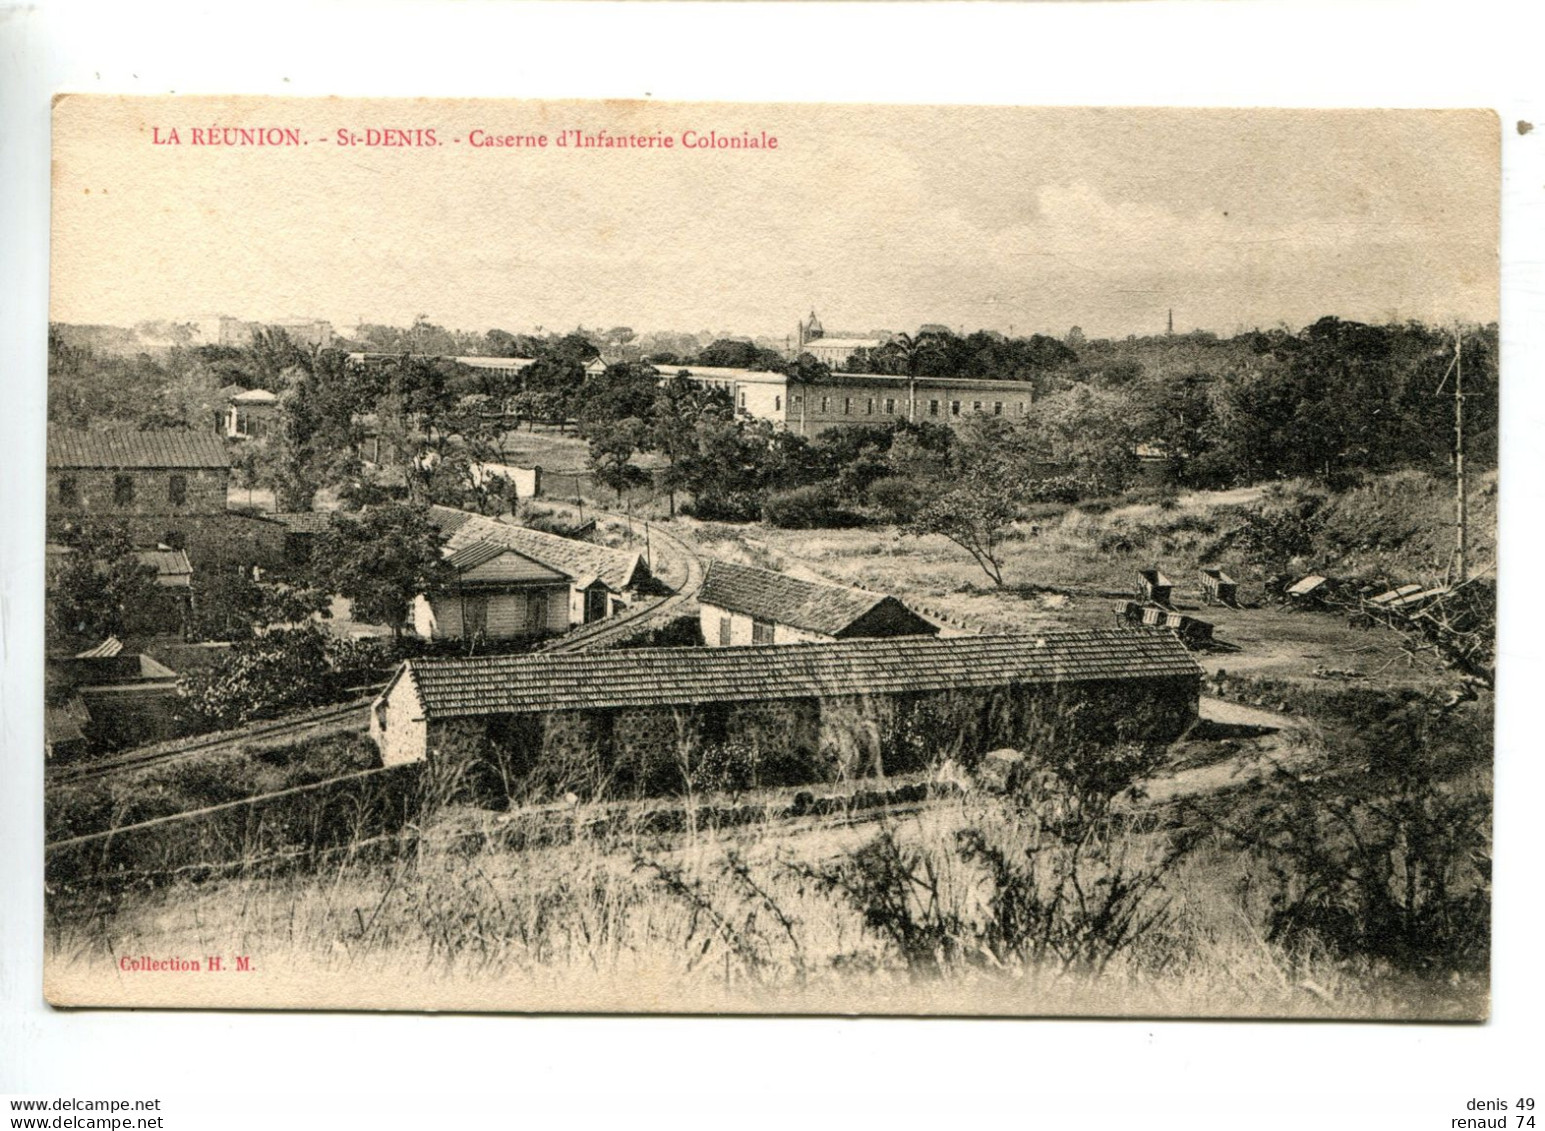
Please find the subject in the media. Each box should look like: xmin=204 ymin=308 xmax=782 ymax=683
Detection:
xmin=796 ymin=309 xmax=825 ymax=355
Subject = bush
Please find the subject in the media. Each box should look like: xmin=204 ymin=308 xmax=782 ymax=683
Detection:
xmin=1213 ymin=685 xmax=1492 ymax=977
xmin=682 ymin=491 xmax=763 ymax=523
xmin=864 ymin=476 xmax=930 ymax=524
xmin=761 ymin=484 xmax=866 ymax=529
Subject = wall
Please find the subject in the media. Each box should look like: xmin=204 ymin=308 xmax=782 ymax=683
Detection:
xmin=784 ymin=379 xmax=1034 ymax=438
xmin=49 ymin=466 xmax=230 ymax=523
xmin=471 ymin=461 xmax=541 ymax=499
xmin=391 ymin=673 xmax=1202 ymax=801
xmin=371 ymin=674 xmax=429 ymax=767
xmin=734 ymin=378 xmax=788 ymax=424
xmin=416 ymin=584 xmax=570 ymax=640
xmin=699 ymin=602 xmax=834 ymax=647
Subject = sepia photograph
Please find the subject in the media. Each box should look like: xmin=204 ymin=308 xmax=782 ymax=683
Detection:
xmin=41 ymin=96 xmax=1498 ymax=1020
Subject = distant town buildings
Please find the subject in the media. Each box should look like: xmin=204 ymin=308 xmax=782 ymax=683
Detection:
xmin=210 ymin=316 xmax=334 ymax=349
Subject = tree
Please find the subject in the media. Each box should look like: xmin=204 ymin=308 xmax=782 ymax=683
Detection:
xmin=650 ymin=375 xmax=730 ymax=517
xmin=46 ymin=523 xmax=162 ymax=648
xmin=310 ymin=504 xmax=450 ymax=639
xmin=695 ymin=339 xmax=785 ymax=370
xmin=177 ymin=627 xmax=334 ymax=730
xmin=587 ymin=417 xmax=650 ymax=504
xmin=908 ymin=466 xmax=1022 ymax=586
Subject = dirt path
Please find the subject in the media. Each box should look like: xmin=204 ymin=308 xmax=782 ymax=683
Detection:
xmin=1142 ymin=696 xmax=1306 ymax=804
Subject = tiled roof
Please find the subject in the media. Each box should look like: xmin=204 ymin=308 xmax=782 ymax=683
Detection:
xmin=443 ymin=539 xmax=571 ymax=585
xmin=48 ymin=428 xmax=230 ymax=470
xmin=45 ymin=696 xmax=92 ymax=748
xmin=268 ymin=511 xmax=336 ymax=534
xmin=398 ymin=629 xmax=1202 ymax=720
xmin=428 ymin=506 xmax=645 ymax=593
xmin=699 ymin=559 xmax=923 ymax=637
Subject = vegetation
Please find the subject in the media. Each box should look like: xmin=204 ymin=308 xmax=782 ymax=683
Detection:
xmin=45 ymin=522 xmax=163 ymax=649
xmin=310 ymin=504 xmax=449 ymax=639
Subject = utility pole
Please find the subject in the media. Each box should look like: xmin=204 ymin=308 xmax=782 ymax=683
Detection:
xmin=1436 ymin=326 xmax=1469 ymax=586
xmin=1452 ymin=328 xmax=1467 ymax=585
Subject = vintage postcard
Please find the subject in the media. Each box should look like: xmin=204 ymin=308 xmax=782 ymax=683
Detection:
xmin=43 ymin=97 xmax=1497 ymax=1018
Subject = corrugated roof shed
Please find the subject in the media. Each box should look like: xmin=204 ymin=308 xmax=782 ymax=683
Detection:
xmin=428 ymin=506 xmax=644 ymax=593
xmin=699 ymin=559 xmax=928 ymax=637
xmin=134 ymin=548 xmax=193 ymax=587
xmin=75 ymin=636 xmax=124 ymax=659
xmin=48 ymin=429 xmax=230 ymax=470
xmin=398 ymin=628 xmax=1202 ymax=720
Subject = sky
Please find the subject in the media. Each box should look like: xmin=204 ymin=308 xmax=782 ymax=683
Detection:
xmin=50 ymin=98 xmax=1500 ymax=342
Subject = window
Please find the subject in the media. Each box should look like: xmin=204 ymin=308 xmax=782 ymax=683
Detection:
xmin=775 ymin=395 xmax=782 ymax=412
xmin=752 ymin=617 xmax=775 ymax=644
xmin=113 ymin=474 xmax=135 ymax=506
xmin=738 ymin=391 xmax=747 ymax=410
xmin=820 ymin=397 xmax=830 ymax=413
xmin=972 ymin=401 xmax=982 ymax=413
xmin=463 ymin=594 xmax=489 ymax=637
xmin=993 ymin=402 xmax=1003 ymax=416
xmin=1016 ymin=401 xmax=1027 ymax=416
xmin=884 ymin=398 xmax=895 ymax=415
xmin=168 ymin=475 xmax=187 ymax=505
xmin=865 ymin=398 xmax=874 ymax=415
xmin=929 ymin=399 xmax=940 ymax=416
xmin=843 ymin=398 xmax=852 ymax=415
xmin=527 ymin=592 xmax=549 ymax=632
xmin=792 ymin=394 xmax=803 ymax=408
xmin=950 ymin=401 xmax=962 ymax=417
xmin=58 ymin=476 xmax=78 ymax=507
xmin=719 ymin=615 xmax=732 ymax=646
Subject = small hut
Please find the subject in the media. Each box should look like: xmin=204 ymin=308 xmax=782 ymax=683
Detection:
xmin=1286 ymin=574 xmax=1331 ymax=607
xmin=1199 ymin=567 xmax=1238 ymax=607
xmin=1136 ymin=568 xmax=1174 ymax=608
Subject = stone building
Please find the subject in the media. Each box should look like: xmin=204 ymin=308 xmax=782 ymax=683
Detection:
xmin=698 ymin=559 xmax=937 ymax=646
xmin=46 ymin=428 xmax=284 ymax=570
xmin=48 ymin=429 xmax=231 ymax=528
xmin=368 ymin=629 xmax=1204 ymax=794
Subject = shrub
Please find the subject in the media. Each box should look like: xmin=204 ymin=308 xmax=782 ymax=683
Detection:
xmin=864 ymin=475 xmax=930 ymax=524
xmin=1214 ymin=687 xmax=1492 ymax=977
xmin=682 ymin=491 xmax=763 ymax=523
xmin=761 ymin=485 xmax=865 ymax=530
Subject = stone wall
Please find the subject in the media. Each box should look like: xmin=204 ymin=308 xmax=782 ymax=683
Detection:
xmin=49 ymin=466 xmax=229 ymax=525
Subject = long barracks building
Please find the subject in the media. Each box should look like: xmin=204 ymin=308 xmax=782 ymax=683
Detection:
xmin=662 ymin=364 xmax=1037 ymax=438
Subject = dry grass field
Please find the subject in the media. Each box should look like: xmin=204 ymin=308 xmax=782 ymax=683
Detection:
xmin=45 ymin=775 xmax=1486 ymax=1018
